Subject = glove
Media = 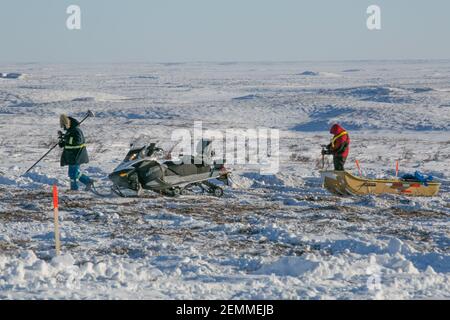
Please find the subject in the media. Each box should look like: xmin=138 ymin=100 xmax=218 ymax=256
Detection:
xmin=57 ymin=131 xmax=65 ymax=148
xmin=321 ymin=144 xmax=332 ymax=155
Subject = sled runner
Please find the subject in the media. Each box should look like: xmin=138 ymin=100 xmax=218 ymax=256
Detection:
xmin=321 ymin=170 xmax=441 ymax=197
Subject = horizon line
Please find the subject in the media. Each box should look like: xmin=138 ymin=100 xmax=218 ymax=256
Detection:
xmin=1 ymin=58 xmax=450 ymax=65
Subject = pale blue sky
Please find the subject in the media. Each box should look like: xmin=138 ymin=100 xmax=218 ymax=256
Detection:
xmin=1 ymin=0 xmax=449 ymax=62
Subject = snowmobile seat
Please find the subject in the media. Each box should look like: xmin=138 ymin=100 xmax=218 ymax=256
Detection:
xmin=165 ymin=162 xmax=210 ymax=176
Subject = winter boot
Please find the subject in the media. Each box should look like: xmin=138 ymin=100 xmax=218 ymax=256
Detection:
xmin=70 ymin=179 xmax=79 ymax=191
xmin=79 ymin=175 xmax=94 ymax=191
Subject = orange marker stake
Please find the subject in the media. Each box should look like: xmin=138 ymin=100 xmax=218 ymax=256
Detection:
xmin=395 ymin=160 xmax=399 ymax=178
xmin=52 ymin=185 xmax=61 ymax=256
xmin=355 ymin=160 xmax=363 ymax=177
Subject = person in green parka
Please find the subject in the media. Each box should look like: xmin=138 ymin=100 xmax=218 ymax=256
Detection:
xmin=59 ymin=114 xmax=94 ymax=191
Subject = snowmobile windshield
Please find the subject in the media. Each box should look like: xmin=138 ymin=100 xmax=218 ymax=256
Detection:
xmin=124 ymin=147 xmax=145 ymax=162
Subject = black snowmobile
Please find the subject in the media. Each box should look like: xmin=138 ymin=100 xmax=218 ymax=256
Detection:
xmin=108 ymin=139 xmax=230 ymax=197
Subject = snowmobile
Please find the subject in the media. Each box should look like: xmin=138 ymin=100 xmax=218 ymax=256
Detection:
xmin=108 ymin=139 xmax=230 ymax=197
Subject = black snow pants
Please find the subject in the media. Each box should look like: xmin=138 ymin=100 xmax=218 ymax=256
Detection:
xmin=333 ymin=156 xmax=347 ymax=171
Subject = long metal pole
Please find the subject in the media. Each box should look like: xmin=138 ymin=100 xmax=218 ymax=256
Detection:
xmin=24 ymin=111 xmax=93 ymax=175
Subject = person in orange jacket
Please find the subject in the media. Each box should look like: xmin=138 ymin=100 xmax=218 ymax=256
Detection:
xmin=322 ymin=124 xmax=350 ymax=171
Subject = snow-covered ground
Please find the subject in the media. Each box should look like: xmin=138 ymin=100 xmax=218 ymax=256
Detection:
xmin=0 ymin=61 xmax=449 ymax=299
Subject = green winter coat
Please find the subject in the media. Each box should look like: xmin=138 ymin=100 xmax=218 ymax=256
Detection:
xmin=60 ymin=117 xmax=89 ymax=166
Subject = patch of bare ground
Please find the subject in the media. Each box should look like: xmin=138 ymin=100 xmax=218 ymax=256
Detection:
xmin=167 ymin=200 xmax=281 ymax=224
xmin=389 ymin=207 xmax=447 ymax=218
xmin=2 ymin=189 xmax=51 ymax=200
xmin=0 ymin=239 xmax=31 ymax=254
xmin=0 ymin=242 xmax=18 ymax=254
xmin=373 ymin=225 xmax=434 ymax=243
xmin=289 ymin=153 xmax=311 ymax=163
xmin=60 ymin=198 xmax=140 ymax=210
xmin=0 ymin=210 xmax=47 ymax=222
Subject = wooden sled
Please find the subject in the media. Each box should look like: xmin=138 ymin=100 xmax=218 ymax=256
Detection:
xmin=321 ymin=170 xmax=441 ymax=197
